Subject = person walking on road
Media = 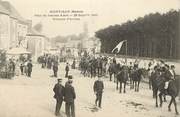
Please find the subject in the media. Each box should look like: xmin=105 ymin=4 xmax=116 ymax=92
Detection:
xmin=71 ymin=59 xmax=76 ymax=69
xmin=64 ymin=75 xmax=76 ymax=117
xmin=53 ymin=78 xmax=65 ymax=116
xmin=20 ymin=63 xmax=24 ymax=75
xmin=27 ymin=60 xmax=33 ymax=77
xmin=24 ymin=60 xmax=28 ymax=76
xmin=93 ymin=76 xmax=104 ymax=108
xmin=65 ymin=63 xmax=69 ymax=78
xmin=53 ymin=61 xmax=59 ymax=77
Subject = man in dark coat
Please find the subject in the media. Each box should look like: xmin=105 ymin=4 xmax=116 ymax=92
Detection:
xmin=65 ymin=63 xmax=69 ymax=78
xmin=93 ymin=76 xmax=104 ymax=108
xmin=53 ymin=78 xmax=65 ymax=116
xmin=71 ymin=59 xmax=76 ymax=69
xmin=53 ymin=61 xmax=58 ymax=77
xmin=11 ymin=60 xmax=15 ymax=73
xmin=27 ymin=60 xmax=33 ymax=77
xmin=108 ymin=62 xmax=114 ymax=81
xmin=20 ymin=63 xmax=24 ymax=75
xmin=97 ymin=57 xmax=103 ymax=77
xmin=163 ymin=65 xmax=175 ymax=93
xmin=64 ymin=75 xmax=76 ymax=117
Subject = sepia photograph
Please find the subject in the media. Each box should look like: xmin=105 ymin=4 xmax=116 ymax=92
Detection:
xmin=0 ymin=0 xmax=179 ymax=117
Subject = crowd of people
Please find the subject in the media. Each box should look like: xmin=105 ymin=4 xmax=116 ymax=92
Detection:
xmin=38 ymin=54 xmax=59 ymax=69
xmin=1 ymin=58 xmax=33 ymax=78
xmin=149 ymin=62 xmax=176 ymax=93
xmin=38 ymin=54 xmax=72 ymax=78
xmin=2 ymin=52 xmax=179 ymax=116
xmin=38 ymin=54 xmax=179 ymax=116
xmin=19 ymin=59 xmax=33 ymax=77
xmin=78 ymin=55 xmax=177 ymax=87
xmin=79 ymin=56 xmax=108 ymax=77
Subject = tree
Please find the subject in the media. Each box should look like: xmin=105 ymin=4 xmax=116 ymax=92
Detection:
xmin=95 ymin=10 xmax=180 ymax=59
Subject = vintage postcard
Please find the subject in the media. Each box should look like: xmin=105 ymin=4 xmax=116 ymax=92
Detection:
xmin=0 ymin=0 xmax=179 ymax=117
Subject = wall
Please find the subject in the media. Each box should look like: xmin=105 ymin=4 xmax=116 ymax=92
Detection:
xmin=9 ymin=18 xmax=17 ymax=48
xmin=27 ymin=35 xmax=44 ymax=62
xmin=0 ymin=13 xmax=10 ymax=49
xmin=17 ymin=22 xmax=28 ymax=46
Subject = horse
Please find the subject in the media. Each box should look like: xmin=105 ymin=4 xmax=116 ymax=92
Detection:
xmin=130 ymin=68 xmax=146 ymax=92
xmin=116 ymin=66 xmax=129 ymax=93
xmin=129 ymin=67 xmax=134 ymax=89
xmin=108 ymin=62 xmax=117 ymax=82
xmin=152 ymin=74 xmax=180 ymax=115
xmin=147 ymin=69 xmax=153 ymax=89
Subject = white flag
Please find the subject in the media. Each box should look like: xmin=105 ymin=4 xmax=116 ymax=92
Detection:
xmin=111 ymin=40 xmax=126 ymax=53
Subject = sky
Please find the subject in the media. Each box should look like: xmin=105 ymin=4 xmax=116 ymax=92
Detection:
xmin=6 ymin=0 xmax=180 ymax=37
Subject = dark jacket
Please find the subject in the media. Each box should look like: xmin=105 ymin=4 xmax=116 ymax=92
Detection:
xmin=93 ymin=80 xmax=104 ymax=93
xmin=53 ymin=64 xmax=58 ymax=71
xmin=108 ymin=64 xmax=114 ymax=74
xmin=163 ymin=70 xmax=173 ymax=81
xmin=64 ymin=82 xmax=76 ymax=103
xmin=53 ymin=83 xmax=65 ymax=100
xmin=65 ymin=65 xmax=69 ymax=71
xmin=27 ymin=62 xmax=33 ymax=71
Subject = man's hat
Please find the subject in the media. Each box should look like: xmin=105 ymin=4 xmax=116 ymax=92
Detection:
xmin=171 ymin=65 xmax=175 ymax=68
xmin=68 ymin=75 xmax=73 ymax=79
xmin=165 ymin=64 xmax=169 ymax=68
xmin=98 ymin=75 xmax=102 ymax=78
xmin=161 ymin=67 xmax=166 ymax=72
xmin=57 ymin=78 xmax=62 ymax=81
xmin=154 ymin=66 xmax=157 ymax=70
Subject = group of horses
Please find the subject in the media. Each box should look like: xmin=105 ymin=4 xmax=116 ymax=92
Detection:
xmin=108 ymin=63 xmax=146 ymax=93
xmin=109 ymin=63 xmax=180 ymax=115
xmin=78 ymin=56 xmax=180 ymax=115
xmin=79 ymin=56 xmax=108 ymax=77
xmin=151 ymin=72 xmax=180 ymax=115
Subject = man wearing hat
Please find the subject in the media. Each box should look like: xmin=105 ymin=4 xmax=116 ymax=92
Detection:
xmin=64 ymin=75 xmax=76 ymax=117
xmin=162 ymin=64 xmax=174 ymax=93
xmin=93 ymin=76 xmax=104 ymax=108
xmin=65 ymin=63 xmax=70 ymax=78
xmin=169 ymin=65 xmax=176 ymax=79
xmin=53 ymin=61 xmax=58 ymax=77
xmin=53 ymin=78 xmax=65 ymax=116
xmin=27 ymin=60 xmax=33 ymax=77
xmin=65 ymin=75 xmax=73 ymax=86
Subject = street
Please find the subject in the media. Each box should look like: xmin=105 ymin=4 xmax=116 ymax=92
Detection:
xmin=0 ymin=63 xmax=179 ymax=117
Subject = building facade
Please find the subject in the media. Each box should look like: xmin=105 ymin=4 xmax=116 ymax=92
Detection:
xmin=0 ymin=3 xmax=10 ymax=49
xmin=27 ymin=29 xmax=46 ymax=61
xmin=0 ymin=1 xmax=29 ymax=50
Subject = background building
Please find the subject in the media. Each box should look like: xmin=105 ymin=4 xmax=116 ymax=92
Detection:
xmin=27 ymin=29 xmax=46 ymax=61
xmin=0 ymin=1 xmax=29 ymax=50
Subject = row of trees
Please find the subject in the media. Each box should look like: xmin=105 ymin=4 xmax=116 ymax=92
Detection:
xmin=95 ymin=10 xmax=180 ymax=59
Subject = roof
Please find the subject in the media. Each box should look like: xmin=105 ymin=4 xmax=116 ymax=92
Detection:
xmin=1 ymin=1 xmax=21 ymax=19
xmin=26 ymin=28 xmax=45 ymax=37
xmin=52 ymin=36 xmax=68 ymax=43
xmin=0 ymin=3 xmax=9 ymax=15
xmin=0 ymin=1 xmax=27 ymax=23
xmin=44 ymin=36 xmax=50 ymax=41
xmin=7 ymin=47 xmax=31 ymax=55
